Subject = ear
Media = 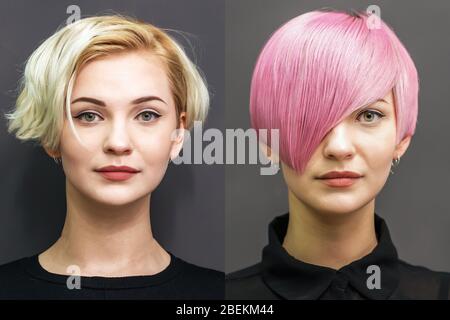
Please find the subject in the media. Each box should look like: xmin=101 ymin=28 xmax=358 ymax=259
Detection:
xmin=43 ymin=146 xmax=61 ymax=159
xmin=169 ymin=112 xmax=186 ymax=161
xmin=394 ymin=135 xmax=411 ymax=159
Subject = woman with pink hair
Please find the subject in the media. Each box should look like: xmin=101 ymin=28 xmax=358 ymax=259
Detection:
xmin=226 ymin=9 xmax=450 ymax=300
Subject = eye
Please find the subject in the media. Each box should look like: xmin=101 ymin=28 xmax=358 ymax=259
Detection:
xmin=137 ymin=110 xmax=161 ymax=122
xmin=74 ymin=112 xmax=102 ymax=123
xmin=356 ymin=109 xmax=385 ymax=123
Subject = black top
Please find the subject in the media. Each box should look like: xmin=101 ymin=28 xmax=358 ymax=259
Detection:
xmin=226 ymin=214 xmax=450 ymax=300
xmin=0 ymin=252 xmax=224 ymax=299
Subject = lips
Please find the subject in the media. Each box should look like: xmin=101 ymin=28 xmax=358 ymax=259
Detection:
xmin=95 ymin=166 xmax=140 ymax=181
xmin=317 ymin=171 xmax=362 ymax=188
xmin=318 ymin=171 xmax=362 ymax=179
xmin=96 ymin=166 xmax=140 ymax=173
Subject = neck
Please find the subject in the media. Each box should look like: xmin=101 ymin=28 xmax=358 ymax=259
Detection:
xmin=282 ymin=190 xmax=378 ymax=270
xmin=39 ymin=180 xmax=170 ymax=277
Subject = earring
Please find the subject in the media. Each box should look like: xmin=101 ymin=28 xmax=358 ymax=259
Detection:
xmin=53 ymin=157 xmax=61 ymax=164
xmin=390 ymin=156 xmax=401 ymax=174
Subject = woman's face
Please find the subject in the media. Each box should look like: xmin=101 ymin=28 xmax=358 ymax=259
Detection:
xmin=281 ymin=91 xmax=411 ymax=216
xmin=50 ymin=51 xmax=184 ymax=206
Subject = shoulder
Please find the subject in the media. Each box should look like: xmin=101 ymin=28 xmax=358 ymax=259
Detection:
xmin=226 ymin=263 xmax=277 ymax=299
xmin=0 ymin=256 xmax=30 ymax=278
xmin=174 ymin=257 xmax=224 ymax=299
xmin=396 ymin=259 xmax=450 ymax=300
xmin=226 ymin=263 xmax=261 ymax=281
xmin=397 ymin=259 xmax=450 ymax=279
xmin=0 ymin=256 xmax=35 ymax=299
xmin=177 ymin=258 xmax=224 ymax=282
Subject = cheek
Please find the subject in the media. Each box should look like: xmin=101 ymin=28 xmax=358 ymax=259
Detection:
xmin=281 ymin=164 xmax=310 ymax=198
xmin=134 ymin=125 xmax=177 ymax=192
xmin=361 ymin=129 xmax=396 ymax=174
xmin=138 ymin=134 xmax=172 ymax=164
xmin=59 ymin=124 xmax=93 ymax=174
xmin=135 ymin=121 xmax=178 ymax=165
xmin=355 ymin=127 xmax=397 ymax=199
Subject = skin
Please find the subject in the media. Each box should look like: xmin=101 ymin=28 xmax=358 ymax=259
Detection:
xmin=273 ymin=91 xmax=411 ymax=270
xmin=41 ymin=50 xmax=185 ymax=277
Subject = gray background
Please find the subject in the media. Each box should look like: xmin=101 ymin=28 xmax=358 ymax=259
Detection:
xmin=225 ymin=0 xmax=450 ymax=273
xmin=0 ymin=0 xmax=224 ymax=272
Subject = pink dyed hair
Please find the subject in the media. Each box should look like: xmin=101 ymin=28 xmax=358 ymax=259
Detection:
xmin=250 ymin=10 xmax=418 ymax=173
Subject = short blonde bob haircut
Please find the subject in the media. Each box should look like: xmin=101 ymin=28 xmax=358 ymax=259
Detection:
xmin=6 ymin=15 xmax=209 ymax=152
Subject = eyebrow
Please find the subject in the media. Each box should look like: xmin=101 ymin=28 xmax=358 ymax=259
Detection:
xmin=71 ymin=95 xmax=167 ymax=106
xmin=351 ymin=98 xmax=389 ymax=115
xmin=372 ymin=98 xmax=388 ymax=104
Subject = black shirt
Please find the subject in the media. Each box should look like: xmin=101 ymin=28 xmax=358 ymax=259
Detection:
xmin=226 ymin=214 xmax=450 ymax=300
xmin=0 ymin=252 xmax=224 ymax=299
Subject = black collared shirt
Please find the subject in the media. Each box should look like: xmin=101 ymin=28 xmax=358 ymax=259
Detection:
xmin=226 ymin=214 xmax=450 ymax=300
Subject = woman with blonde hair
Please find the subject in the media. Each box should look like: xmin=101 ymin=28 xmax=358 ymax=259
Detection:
xmin=0 ymin=15 xmax=223 ymax=299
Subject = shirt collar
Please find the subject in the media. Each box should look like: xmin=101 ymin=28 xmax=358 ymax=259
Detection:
xmin=261 ymin=213 xmax=400 ymax=299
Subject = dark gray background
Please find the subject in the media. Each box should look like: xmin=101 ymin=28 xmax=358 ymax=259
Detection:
xmin=225 ymin=0 xmax=450 ymax=273
xmin=0 ymin=0 xmax=224 ymax=272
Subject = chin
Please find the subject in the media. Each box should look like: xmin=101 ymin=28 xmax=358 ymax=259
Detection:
xmin=90 ymin=191 xmax=147 ymax=207
xmin=104 ymin=198 xmax=137 ymax=206
xmin=312 ymin=200 xmax=365 ymax=216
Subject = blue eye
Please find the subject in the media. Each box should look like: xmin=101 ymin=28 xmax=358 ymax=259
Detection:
xmin=357 ymin=110 xmax=385 ymax=123
xmin=75 ymin=112 xmax=102 ymax=122
xmin=137 ymin=110 xmax=161 ymax=122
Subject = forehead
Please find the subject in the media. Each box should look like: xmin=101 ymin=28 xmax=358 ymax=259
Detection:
xmin=72 ymin=51 xmax=173 ymax=105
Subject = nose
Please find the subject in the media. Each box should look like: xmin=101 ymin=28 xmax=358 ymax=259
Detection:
xmin=322 ymin=122 xmax=355 ymax=161
xmin=103 ymin=120 xmax=133 ymax=155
